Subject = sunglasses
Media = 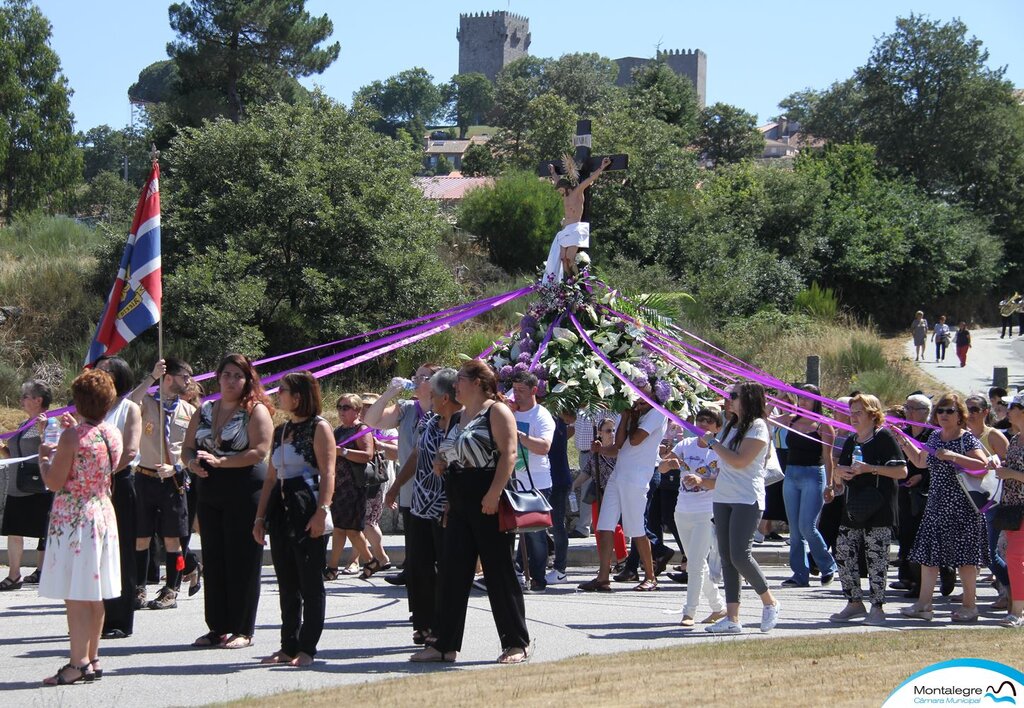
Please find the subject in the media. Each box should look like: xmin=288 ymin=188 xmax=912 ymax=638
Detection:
xmin=337 ymin=404 xmax=356 ymax=411
xmin=1010 ymin=403 xmax=1024 ymax=411
xmin=412 ymin=375 xmax=432 ymax=383
xmin=934 ymin=407 xmax=958 ymax=415
xmin=966 ymin=406 xmax=984 ymax=414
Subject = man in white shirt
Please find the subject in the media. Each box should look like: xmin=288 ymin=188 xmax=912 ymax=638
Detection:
xmin=579 ymin=394 xmax=667 ymax=592
xmin=510 ymin=371 xmax=555 ymax=592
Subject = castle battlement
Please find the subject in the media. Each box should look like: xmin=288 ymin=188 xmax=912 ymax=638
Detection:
xmin=656 ymin=48 xmax=707 ymax=57
xmin=459 ymin=10 xmax=528 ymax=22
xmin=457 ymin=10 xmax=531 ymax=81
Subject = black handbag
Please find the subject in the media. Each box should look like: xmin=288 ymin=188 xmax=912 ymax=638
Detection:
xmin=498 ymin=458 xmax=552 ymax=534
xmin=845 ymin=475 xmax=886 ymax=528
xmin=346 ymin=428 xmax=389 ymax=489
xmin=16 ymin=461 xmax=47 ymax=495
xmin=992 ymin=505 xmax=1024 ymax=532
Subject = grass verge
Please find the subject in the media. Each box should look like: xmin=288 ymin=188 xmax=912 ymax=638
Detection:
xmin=218 ymin=629 xmax=1019 ymax=707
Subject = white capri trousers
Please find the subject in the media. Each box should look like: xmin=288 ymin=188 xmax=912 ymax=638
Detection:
xmin=596 ymin=473 xmax=649 ymax=538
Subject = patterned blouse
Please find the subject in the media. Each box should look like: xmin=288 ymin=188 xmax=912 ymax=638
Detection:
xmin=271 ymin=416 xmax=323 ymax=481
xmin=1002 ymin=434 xmax=1024 ymax=507
xmin=449 ymin=404 xmax=501 ymax=471
xmin=195 ymin=400 xmax=252 ymax=457
xmin=411 ymin=412 xmax=460 ymax=521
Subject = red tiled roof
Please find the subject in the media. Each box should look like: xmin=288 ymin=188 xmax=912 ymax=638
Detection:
xmin=413 ymin=176 xmax=494 ymax=200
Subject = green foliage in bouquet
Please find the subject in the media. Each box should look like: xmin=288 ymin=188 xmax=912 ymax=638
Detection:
xmin=484 ymin=261 xmax=715 ymax=418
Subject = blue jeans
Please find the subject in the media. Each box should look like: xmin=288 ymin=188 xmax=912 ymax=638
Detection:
xmin=523 ymin=487 xmax=555 ymax=585
xmin=985 ymin=506 xmax=1010 ymax=588
xmin=548 ymin=486 xmax=569 ymax=573
xmin=782 ymin=464 xmax=837 ymax=583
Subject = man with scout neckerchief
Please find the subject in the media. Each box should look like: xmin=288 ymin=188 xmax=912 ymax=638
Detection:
xmin=129 ymin=357 xmax=196 ymax=610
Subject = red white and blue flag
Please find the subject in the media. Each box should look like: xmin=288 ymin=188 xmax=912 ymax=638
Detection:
xmin=84 ymin=162 xmax=162 ymax=366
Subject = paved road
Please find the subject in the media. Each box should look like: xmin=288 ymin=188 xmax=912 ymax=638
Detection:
xmin=905 ymin=326 xmax=1024 ymax=396
xmin=0 ymin=557 xmax=1003 ymax=707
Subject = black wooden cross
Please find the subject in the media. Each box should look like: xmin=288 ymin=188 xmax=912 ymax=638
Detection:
xmin=536 ymin=119 xmax=628 ymax=224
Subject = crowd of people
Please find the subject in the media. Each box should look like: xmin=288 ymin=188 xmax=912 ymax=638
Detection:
xmin=2 ymin=354 xmax=1024 ymax=684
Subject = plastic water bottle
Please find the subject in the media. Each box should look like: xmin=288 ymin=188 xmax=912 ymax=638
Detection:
xmin=852 ymin=444 xmax=864 ymax=465
xmin=43 ymin=417 xmax=61 ymax=447
xmin=390 ymin=377 xmax=416 ymax=391
xmin=568 ymin=491 xmax=579 ymax=513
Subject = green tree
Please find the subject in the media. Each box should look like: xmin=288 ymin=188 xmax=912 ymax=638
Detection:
xmin=78 ymin=125 xmax=152 ymax=185
xmin=774 ymin=88 xmax=821 ymax=125
xmin=434 ymin=155 xmax=453 ymax=176
xmin=696 ymin=102 xmax=765 ymax=166
xmin=458 ymin=170 xmax=562 ymax=274
xmin=488 ymin=56 xmax=550 ymax=159
xmin=76 ymin=170 xmax=138 ymax=223
xmin=0 ymin=0 xmax=80 ymax=218
xmin=445 ymin=72 xmax=493 ymax=138
xmin=353 ymin=67 xmax=445 ymax=137
xmin=627 ymin=60 xmax=700 ymax=138
xmin=163 ymin=93 xmax=458 ymax=365
xmin=544 ymin=52 xmax=619 ymax=116
xmin=460 ymin=143 xmax=497 ymax=177
xmin=167 ymin=0 xmax=339 ymax=123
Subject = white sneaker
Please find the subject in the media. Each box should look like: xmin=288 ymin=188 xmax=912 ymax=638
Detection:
xmin=705 ymin=617 xmax=743 ymax=634
xmin=999 ymin=614 xmax=1024 ymax=628
xmin=760 ymin=601 xmax=781 ymax=632
xmin=544 ymin=570 xmax=567 ymax=585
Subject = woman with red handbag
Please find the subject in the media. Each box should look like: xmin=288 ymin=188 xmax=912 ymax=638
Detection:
xmin=411 ymin=360 xmax=531 ymax=665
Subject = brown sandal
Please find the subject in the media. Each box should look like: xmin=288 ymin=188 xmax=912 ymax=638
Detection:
xmin=497 ymin=643 xmax=532 ymax=665
xmin=633 ymin=578 xmax=658 ymax=592
xmin=577 ymin=578 xmax=612 ymax=593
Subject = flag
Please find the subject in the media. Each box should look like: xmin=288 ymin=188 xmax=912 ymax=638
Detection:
xmin=84 ymin=162 xmax=162 ymax=366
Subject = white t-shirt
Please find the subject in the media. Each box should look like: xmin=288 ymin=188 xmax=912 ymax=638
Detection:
xmin=672 ymin=437 xmax=719 ymax=515
xmin=710 ymin=417 xmax=770 ymax=509
xmin=514 ymin=403 xmax=556 ymax=490
xmin=612 ymin=408 xmax=668 ymax=486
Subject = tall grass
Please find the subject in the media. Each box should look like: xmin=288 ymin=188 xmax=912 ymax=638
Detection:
xmin=794 ymin=282 xmax=839 ymax=320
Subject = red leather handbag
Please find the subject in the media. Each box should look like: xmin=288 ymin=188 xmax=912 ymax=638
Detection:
xmin=497 ymin=464 xmax=553 ymax=534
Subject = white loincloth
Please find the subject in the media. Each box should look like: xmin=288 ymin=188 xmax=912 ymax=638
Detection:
xmin=542 ymin=221 xmax=590 ymax=283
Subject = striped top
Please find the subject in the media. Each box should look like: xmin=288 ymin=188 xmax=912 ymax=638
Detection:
xmin=450 ymin=404 xmax=501 ymax=471
xmin=411 ymin=412 xmax=460 ymax=521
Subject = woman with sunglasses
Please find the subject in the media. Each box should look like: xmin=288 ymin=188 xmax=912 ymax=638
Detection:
xmin=253 ymin=371 xmax=335 ymax=666
xmin=704 ymin=382 xmax=781 ymax=634
xmin=1 ymin=380 xmax=55 ymax=592
xmin=182 ymin=353 xmax=274 ymax=649
xmin=571 ymin=417 xmax=628 ymax=564
xmin=990 ymin=394 xmax=1024 ymax=627
xmin=894 ymin=394 xmax=934 ymax=598
xmin=829 ymin=394 xmax=906 ymax=625
xmin=899 ymin=393 xmax=989 ymax=622
xmin=412 ymin=360 xmax=529 ymax=664
xmin=964 ymin=395 xmax=1011 ymax=610
xmin=325 ymin=394 xmax=378 ymax=578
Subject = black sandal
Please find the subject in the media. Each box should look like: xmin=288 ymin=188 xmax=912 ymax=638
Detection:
xmin=23 ymin=570 xmax=41 ymax=584
xmin=359 ymin=559 xmax=382 ymax=580
xmin=0 ymin=576 xmax=23 ymax=591
xmin=323 ymin=567 xmax=339 ymax=581
xmin=43 ymin=663 xmax=91 ymax=686
xmin=89 ymin=659 xmax=103 ymax=680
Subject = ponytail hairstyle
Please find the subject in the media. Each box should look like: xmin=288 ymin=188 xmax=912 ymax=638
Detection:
xmin=459 ymin=359 xmax=504 ymax=402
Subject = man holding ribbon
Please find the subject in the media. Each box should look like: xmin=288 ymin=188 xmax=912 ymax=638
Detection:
xmin=129 ymin=358 xmax=196 ymax=611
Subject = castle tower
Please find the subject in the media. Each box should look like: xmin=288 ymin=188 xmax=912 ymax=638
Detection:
xmin=457 ymin=11 xmax=531 ymax=82
xmin=614 ymin=49 xmax=707 ymax=107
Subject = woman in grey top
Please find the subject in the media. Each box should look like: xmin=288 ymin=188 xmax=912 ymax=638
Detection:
xmin=0 ymin=379 xmax=54 ymax=590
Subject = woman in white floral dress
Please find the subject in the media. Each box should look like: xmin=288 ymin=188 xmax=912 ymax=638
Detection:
xmin=38 ymin=369 xmax=123 ymax=685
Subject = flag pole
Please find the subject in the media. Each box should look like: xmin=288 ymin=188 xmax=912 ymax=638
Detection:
xmin=152 ymin=143 xmax=166 ymax=472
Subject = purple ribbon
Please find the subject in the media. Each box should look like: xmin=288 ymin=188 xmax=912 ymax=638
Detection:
xmin=530 ymin=314 xmax=564 ymax=370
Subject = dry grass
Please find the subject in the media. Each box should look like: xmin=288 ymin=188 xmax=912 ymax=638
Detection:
xmin=220 ymin=629 xmax=1019 ymax=708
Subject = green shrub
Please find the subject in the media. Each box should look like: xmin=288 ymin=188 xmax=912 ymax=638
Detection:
xmin=850 ymin=367 xmax=911 ymax=406
xmin=794 ymin=282 xmax=839 ymax=320
xmin=825 ymin=337 xmax=887 ymax=377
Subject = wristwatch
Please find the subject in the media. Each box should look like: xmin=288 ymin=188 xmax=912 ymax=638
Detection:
xmin=320 ymin=504 xmax=330 ymax=513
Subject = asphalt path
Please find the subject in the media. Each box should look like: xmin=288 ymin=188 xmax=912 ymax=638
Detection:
xmin=905 ymin=326 xmax=1024 ymax=395
xmin=0 ymin=557 xmax=1003 ymax=707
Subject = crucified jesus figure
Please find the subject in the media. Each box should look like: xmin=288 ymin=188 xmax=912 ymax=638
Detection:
xmin=542 ymin=155 xmax=612 ymax=283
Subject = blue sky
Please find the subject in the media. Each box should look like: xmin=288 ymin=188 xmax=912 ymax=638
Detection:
xmin=36 ymin=0 xmax=1024 ymax=133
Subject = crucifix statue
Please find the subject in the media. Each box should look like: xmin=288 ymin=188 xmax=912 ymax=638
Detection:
xmin=537 ymin=119 xmax=628 ymax=283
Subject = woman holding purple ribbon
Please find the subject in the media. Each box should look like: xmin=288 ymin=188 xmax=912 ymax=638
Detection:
xmin=0 ymin=379 xmax=54 ymax=591
xmin=991 ymin=393 xmax=1024 ymax=627
xmin=899 ymin=392 xmax=989 ymax=623
xmin=325 ymin=393 xmax=376 ymax=578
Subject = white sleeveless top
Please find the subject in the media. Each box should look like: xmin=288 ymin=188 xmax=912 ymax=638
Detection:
xmin=104 ymin=398 xmax=140 ymax=469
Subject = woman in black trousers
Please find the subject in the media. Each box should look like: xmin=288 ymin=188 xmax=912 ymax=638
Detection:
xmin=411 ymin=360 xmax=530 ymax=664
xmin=182 ymin=353 xmax=273 ymax=649
xmin=95 ymin=357 xmax=142 ymax=638
xmin=254 ymin=371 xmax=334 ymax=667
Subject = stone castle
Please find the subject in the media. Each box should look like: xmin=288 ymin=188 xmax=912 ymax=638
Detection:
xmin=456 ymin=11 xmax=706 ymax=107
